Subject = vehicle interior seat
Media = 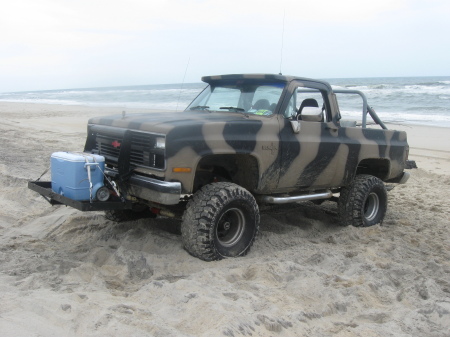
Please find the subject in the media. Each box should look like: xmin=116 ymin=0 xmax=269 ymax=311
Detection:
xmin=298 ymin=98 xmax=319 ymax=114
xmin=297 ymin=98 xmax=321 ymax=121
xmin=252 ymin=99 xmax=270 ymax=110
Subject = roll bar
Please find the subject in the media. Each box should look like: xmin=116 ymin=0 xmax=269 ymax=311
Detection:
xmin=297 ymin=88 xmax=387 ymax=129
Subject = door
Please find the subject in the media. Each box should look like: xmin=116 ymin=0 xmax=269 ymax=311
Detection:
xmin=277 ymin=87 xmax=343 ymax=192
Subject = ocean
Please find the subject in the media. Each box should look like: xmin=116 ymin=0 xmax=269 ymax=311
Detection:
xmin=1 ymin=76 xmax=449 ymax=127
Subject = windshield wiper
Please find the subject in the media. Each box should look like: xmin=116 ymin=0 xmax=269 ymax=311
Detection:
xmin=220 ymin=106 xmax=245 ymax=112
xmin=190 ymin=105 xmax=211 ymax=111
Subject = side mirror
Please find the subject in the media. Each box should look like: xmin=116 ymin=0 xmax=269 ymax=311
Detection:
xmin=301 ymin=107 xmax=323 ymax=122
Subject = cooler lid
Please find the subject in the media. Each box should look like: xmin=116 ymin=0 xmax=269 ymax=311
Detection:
xmin=51 ymin=152 xmax=105 ymax=163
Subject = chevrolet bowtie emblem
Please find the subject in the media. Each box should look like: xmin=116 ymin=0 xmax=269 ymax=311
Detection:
xmin=111 ymin=140 xmax=121 ymax=148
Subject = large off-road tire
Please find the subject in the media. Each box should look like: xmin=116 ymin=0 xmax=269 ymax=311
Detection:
xmin=181 ymin=182 xmax=260 ymax=261
xmin=338 ymin=174 xmax=387 ymax=227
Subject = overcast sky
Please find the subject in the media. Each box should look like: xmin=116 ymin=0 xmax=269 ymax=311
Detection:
xmin=1 ymin=0 xmax=449 ymax=92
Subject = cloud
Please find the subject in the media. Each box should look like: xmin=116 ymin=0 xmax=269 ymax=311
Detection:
xmin=0 ymin=0 xmax=449 ymax=91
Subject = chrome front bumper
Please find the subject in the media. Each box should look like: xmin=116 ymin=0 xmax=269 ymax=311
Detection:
xmin=105 ymin=169 xmax=182 ymax=205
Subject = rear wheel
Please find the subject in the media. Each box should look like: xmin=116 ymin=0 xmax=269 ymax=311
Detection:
xmin=181 ymin=182 xmax=259 ymax=261
xmin=338 ymin=174 xmax=387 ymax=227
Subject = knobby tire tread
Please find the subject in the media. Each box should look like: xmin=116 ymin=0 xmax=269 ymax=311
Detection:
xmin=181 ymin=182 xmax=260 ymax=261
xmin=338 ymin=174 xmax=387 ymax=227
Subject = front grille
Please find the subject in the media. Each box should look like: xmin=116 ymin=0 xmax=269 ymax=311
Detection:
xmin=91 ymin=130 xmax=165 ymax=170
xmin=129 ymin=132 xmax=165 ymax=169
xmin=96 ymin=134 xmax=121 ymax=161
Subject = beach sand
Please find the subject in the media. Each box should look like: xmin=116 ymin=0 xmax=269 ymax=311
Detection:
xmin=0 ymin=102 xmax=449 ymax=336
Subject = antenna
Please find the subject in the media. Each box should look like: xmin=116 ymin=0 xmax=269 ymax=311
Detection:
xmin=176 ymin=57 xmax=191 ymax=112
xmin=279 ymin=9 xmax=285 ymax=75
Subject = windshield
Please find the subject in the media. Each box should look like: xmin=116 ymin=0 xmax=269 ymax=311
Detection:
xmin=186 ymin=82 xmax=285 ymax=116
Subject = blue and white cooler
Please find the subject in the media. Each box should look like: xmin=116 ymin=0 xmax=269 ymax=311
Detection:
xmin=51 ymin=152 xmax=108 ymax=201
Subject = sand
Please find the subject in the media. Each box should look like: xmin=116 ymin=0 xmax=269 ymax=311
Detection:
xmin=0 ymin=101 xmax=449 ymax=336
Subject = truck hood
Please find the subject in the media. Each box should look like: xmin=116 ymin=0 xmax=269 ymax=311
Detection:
xmin=88 ymin=109 xmax=268 ymax=160
xmin=88 ymin=110 xmax=254 ymax=134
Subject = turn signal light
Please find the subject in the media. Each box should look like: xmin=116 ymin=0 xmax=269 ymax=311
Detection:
xmin=172 ymin=167 xmax=192 ymax=173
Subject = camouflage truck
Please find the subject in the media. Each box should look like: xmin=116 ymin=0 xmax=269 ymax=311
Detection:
xmin=29 ymin=74 xmax=410 ymax=261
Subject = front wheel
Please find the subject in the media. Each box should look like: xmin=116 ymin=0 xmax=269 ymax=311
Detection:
xmin=181 ymin=182 xmax=260 ymax=261
xmin=338 ymin=174 xmax=387 ymax=227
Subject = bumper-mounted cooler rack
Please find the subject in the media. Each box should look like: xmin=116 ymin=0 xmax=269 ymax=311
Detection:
xmin=28 ymin=181 xmax=133 ymax=212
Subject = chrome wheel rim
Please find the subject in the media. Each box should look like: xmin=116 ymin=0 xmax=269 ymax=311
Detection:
xmin=364 ymin=192 xmax=380 ymax=221
xmin=216 ymin=208 xmax=245 ymax=247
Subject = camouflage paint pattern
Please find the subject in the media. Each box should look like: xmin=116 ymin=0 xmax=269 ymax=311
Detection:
xmin=85 ymin=74 xmax=408 ymax=201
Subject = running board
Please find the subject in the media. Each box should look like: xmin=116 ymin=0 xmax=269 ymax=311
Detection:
xmin=262 ymin=190 xmax=333 ymax=204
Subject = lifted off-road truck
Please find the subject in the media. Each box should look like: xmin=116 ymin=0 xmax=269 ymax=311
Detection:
xmin=29 ymin=74 xmax=410 ymax=261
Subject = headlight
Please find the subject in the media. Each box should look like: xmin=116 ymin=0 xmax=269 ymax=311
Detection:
xmin=155 ymin=137 xmax=165 ymax=149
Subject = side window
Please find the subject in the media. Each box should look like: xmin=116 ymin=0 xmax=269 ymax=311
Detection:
xmin=296 ymin=89 xmax=324 ymax=112
xmin=296 ymin=88 xmax=328 ymax=122
xmin=284 ymin=88 xmax=327 ymax=120
xmin=284 ymin=93 xmax=297 ymax=118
